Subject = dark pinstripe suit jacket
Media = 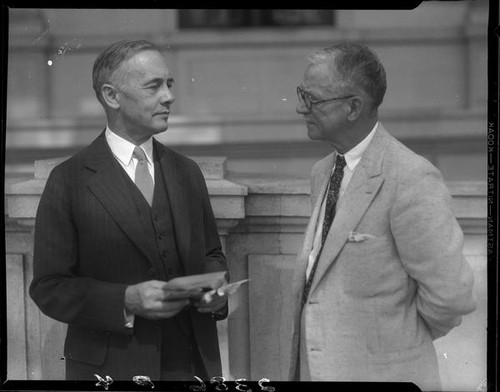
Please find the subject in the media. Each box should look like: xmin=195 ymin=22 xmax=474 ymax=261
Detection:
xmin=29 ymin=132 xmax=227 ymax=380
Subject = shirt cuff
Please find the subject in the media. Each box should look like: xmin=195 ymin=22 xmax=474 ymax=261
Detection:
xmin=124 ymin=308 xmax=135 ymax=328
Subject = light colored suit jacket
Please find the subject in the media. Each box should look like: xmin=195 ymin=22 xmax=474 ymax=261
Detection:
xmin=281 ymin=124 xmax=476 ymax=390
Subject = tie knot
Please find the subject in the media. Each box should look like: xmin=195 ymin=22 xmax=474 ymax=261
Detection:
xmin=133 ymin=147 xmax=148 ymax=162
xmin=335 ymin=154 xmax=346 ymax=170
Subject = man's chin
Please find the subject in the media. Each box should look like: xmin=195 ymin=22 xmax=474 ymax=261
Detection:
xmin=306 ymin=127 xmax=322 ymax=141
xmin=153 ymin=124 xmax=169 ymax=134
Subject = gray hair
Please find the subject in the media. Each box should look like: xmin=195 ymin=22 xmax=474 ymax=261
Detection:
xmin=307 ymin=42 xmax=387 ymax=111
xmin=92 ymin=39 xmax=159 ymax=105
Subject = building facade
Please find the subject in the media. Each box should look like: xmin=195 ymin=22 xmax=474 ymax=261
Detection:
xmin=6 ymin=4 xmax=487 ymax=181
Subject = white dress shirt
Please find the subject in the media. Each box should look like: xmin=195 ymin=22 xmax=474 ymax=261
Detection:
xmin=306 ymin=122 xmax=379 ymax=279
xmin=105 ymin=127 xmax=155 ymax=185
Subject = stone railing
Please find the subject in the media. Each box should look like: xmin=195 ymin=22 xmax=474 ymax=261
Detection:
xmin=5 ymin=157 xmax=487 ymax=391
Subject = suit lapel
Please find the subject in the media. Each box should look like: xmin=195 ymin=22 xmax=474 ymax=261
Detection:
xmin=291 ymin=155 xmax=334 ymax=308
xmin=154 ymin=140 xmax=194 ymax=274
xmin=308 ymin=125 xmax=391 ymax=296
xmin=288 ymin=154 xmax=335 ymax=377
xmin=84 ymin=133 xmax=160 ymax=267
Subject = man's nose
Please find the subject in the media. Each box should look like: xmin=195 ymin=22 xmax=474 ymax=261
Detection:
xmin=296 ymin=101 xmax=309 ymax=115
xmin=161 ymin=86 xmax=175 ymax=105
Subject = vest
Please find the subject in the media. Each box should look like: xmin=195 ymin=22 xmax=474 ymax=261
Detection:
xmin=120 ymin=155 xmax=184 ymax=281
xmin=150 ymin=158 xmax=184 ymax=281
xmin=119 ymin=151 xmax=194 ymax=311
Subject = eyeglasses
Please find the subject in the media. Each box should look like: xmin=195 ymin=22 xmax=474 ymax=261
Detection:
xmin=296 ymin=86 xmax=355 ymax=112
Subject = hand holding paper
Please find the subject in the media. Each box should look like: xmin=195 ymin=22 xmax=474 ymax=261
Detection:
xmin=164 ymin=271 xmax=249 ymax=313
xmin=124 ymin=280 xmax=191 ymax=320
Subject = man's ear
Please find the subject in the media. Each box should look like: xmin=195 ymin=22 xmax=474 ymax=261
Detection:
xmin=346 ymin=96 xmax=364 ymax=122
xmin=101 ymin=84 xmax=120 ymax=110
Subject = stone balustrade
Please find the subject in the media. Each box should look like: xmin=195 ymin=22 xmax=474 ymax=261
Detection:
xmin=5 ymin=156 xmax=487 ymax=391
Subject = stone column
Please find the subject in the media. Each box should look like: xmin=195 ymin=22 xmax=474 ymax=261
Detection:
xmin=5 ymin=161 xmax=49 ymax=380
xmin=223 ymin=176 xmax=311 ymax=380
xmin=464 ymin=0 xmax=488 ymax=109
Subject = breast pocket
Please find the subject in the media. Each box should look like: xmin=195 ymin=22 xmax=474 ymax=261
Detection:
xmin=339 ymin=234 xmax=402 ymax=298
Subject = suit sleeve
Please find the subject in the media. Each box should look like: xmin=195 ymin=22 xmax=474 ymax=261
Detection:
xmin=193 ymin=163 xmax=229 ymax=320
xmin=389 ymin=164 xmax=476 ymax=339
xmin=29 ymin=166 xmax=131 ymax=335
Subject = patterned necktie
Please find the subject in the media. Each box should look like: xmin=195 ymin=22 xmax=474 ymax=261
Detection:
xmin=133 ymin=146 xmax=154 ymax=206
xmin=302 ymin=154 xmax=347 ymax=307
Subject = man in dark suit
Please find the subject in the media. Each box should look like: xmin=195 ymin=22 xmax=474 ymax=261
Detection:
xmin=29 ymin=40 xmax=228 ymax=381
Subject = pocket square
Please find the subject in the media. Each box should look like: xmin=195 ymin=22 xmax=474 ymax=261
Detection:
xmin=348 ymin=231 xmax=377 ymax=242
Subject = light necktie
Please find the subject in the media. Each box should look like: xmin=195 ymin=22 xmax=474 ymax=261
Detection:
xmin=302 ymin=154 xmax=347 ymax=307
xmin=133 ymin=146 xmax=154 ymax=206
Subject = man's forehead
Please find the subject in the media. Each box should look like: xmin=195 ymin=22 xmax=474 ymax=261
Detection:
xmin=120 ymin=50 xmax=171 ymax=76
xmin=302 ymin=63 xmax=335 ymax=90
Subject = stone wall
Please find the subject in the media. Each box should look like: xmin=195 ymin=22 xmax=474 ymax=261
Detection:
xmin=5 ymin=156 xmax=487 ymax=391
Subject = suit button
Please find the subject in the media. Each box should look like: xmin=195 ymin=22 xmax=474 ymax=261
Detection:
xmin=148 ymin=268 xmax=155 ymax=277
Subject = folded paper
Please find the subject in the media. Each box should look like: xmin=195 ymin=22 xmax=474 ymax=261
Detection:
xmin=201 ymin=279 xmax=251 ymax=304
xmin=164 ymin=271 xmax=249 ymax=302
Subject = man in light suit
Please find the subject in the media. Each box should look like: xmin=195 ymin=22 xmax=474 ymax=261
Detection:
xmin=30 ymin=40 xmax=228 ymax=381
xmin=282 ymin=43 xmax=476 ymax=390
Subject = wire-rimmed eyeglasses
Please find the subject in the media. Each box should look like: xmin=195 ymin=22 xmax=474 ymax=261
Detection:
xmin=296 ymin=86 xmax=355 ymax=112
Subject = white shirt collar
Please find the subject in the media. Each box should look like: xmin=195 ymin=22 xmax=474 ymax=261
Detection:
xmin=105 ymin=126 xmax=154 ymax=166
xmin=338 ymin=121 xmax=379 ymax=171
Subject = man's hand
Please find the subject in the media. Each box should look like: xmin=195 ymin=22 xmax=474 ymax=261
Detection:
xmin=124 ymin=280 xmax=191 ymax=319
